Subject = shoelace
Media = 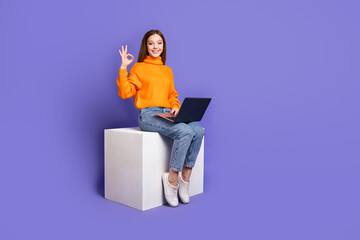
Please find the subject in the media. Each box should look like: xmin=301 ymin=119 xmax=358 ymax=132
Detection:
xmin=167 ymin=185 xmax=178 ymax=199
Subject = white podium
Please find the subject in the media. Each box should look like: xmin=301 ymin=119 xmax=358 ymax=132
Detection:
xmin=104 ymin=127 xmax=204 ymax=211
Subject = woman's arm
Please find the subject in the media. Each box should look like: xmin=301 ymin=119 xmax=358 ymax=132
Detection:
xmin=168 ymin=69 xmax=181 ymax=111
xmin=117 ymin=45 xmax=142 ymax=99
xmin=116 ymin=66 xmax=142 ymax=99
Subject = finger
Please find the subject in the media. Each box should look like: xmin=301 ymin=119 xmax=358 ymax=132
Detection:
xmin=127 ymin=54 xmax=134 ymax=60
xmin=125 ymin=44 xmax=128 ymax=53
xmin=122 ymin=45 xmax=124 ymax=54
xmin=119 ymin=49 xmax=123 ymax=57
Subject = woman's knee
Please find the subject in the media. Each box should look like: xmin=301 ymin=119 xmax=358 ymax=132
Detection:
xmin=175 ymin=123 xmax=195 ymax=139
xmin=189 ymin=122 xmax=204 ymax=138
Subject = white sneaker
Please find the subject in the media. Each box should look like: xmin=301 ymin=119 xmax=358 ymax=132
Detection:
xmin=162 ymin=172 xmax=179 ymax=207
xmin=178 ymin=173 xmax=190 ymax=204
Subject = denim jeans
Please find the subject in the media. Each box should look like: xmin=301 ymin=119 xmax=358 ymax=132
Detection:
xmin=138 ymin=107 xmax=204 ymax=172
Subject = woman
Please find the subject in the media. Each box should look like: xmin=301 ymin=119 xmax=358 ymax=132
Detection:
xmin=117 ymin=29 xmax=204 ymax=207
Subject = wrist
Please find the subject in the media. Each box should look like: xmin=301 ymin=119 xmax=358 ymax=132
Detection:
xmin=120 ymin=65 xmax=126 ymax=69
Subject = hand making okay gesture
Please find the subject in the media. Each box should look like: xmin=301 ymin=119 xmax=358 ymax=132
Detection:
xmin=119 ymin=45 xmax=134 ymax=69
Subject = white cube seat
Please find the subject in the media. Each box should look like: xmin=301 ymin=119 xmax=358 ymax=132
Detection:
xmin=104 ymin=127 xmax=204 ymax=211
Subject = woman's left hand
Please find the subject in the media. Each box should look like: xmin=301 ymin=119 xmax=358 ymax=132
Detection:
xmin=170 ymin=108 xmax=179 ymax=116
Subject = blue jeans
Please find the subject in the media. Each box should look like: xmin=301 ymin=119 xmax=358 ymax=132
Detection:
xmin=138 ymin=107 xmax=204 ymax=172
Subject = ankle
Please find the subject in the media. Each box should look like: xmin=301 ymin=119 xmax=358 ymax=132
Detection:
xmin=181 ymin=173 xmax=190 ymax=183
xmin=181 ymin=166 xmax=192 ymax=182
xmin=168 ymin=177 xmax=178 ymax=187
xmin=169 ymin=180 xmax=178 ymax=187
xmin=168 ymin=170 xmax=179 ymax=186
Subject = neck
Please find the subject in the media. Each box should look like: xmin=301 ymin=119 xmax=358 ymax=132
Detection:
xmin=143 ymin=55 xmax=164 ymax=65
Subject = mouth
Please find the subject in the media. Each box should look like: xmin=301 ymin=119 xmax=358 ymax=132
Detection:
xmin=152 ymin=50 xmax=160 ymax=54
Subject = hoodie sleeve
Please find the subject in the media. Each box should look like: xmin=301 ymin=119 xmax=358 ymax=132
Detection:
xmin=116 ymin=64 xmax=142 ymax=99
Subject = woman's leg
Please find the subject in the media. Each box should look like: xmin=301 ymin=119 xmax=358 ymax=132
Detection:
xmin=138 ymin=107 xmax=196 ymax=185
xmin=181 ymin=122 xmax=204 ymax=182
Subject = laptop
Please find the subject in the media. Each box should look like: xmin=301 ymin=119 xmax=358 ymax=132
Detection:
xmin=155 ymin=97 xmax=211 ymax=123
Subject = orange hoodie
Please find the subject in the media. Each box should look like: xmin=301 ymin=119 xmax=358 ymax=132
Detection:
xmin=117 ymin=55 xmax=181 ymax=110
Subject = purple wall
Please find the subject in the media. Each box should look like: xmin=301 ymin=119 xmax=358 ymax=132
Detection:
xmin=1 ymin=0 xmax=359 ymax=239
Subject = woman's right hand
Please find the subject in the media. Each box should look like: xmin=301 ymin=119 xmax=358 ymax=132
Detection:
xmin=119 ymin=45 xmax=134 ymax=69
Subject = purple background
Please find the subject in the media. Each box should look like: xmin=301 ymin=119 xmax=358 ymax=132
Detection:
xmin=1 ymin=0 xmax=359 ymax=239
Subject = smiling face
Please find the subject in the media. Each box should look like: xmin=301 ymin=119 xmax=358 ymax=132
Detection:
xmin=147 ymin=34 xmax=163 ymax=57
